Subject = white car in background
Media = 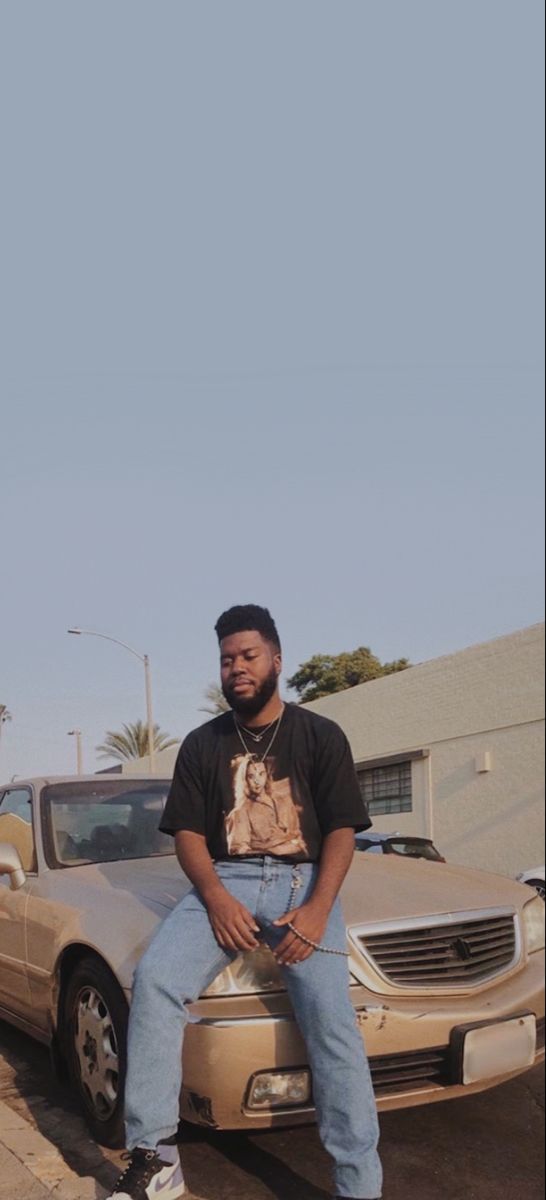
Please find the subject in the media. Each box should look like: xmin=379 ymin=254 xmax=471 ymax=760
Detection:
xmin=517 ymin=866 xmax=545 ymax=901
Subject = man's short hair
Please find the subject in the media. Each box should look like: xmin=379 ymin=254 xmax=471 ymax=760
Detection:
xmin=215 ymin=605 xmax=281 ymax=652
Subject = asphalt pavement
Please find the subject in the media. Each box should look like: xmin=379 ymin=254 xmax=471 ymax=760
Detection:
xmin=0 ymin=1019 xmax=543 ymax=1200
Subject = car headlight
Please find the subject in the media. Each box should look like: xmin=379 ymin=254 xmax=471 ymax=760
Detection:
xmin=523 ymin=896 xmax=546 ymax=954
xmin=203 ymin=947 xmax=285 ymax=996
xmin=202 ymin=950 xmax=363 ymax=997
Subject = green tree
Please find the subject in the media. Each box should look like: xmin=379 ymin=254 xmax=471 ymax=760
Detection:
xmin=96 ymin=720 xmax=178 ymax=762
xmin=199 ymin=683 xmax=231 ymax=716
xmin=287 ymin=647 xmax=410 ymax=703
xmin=0 ymin=705 xmax=12 ymax=749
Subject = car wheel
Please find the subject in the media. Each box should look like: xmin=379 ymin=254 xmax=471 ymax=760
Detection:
xmin=63 ymin=955 xmax=128 ymax=1148
xmin=525 ymin=879 xmax=546 ymax=901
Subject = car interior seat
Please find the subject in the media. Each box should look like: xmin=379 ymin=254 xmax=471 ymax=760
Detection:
xmin=0 ymin=812 xmax=37 ymax=873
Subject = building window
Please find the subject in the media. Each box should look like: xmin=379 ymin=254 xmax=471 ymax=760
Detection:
xmin=358 ymin=761 xmax=412 ymax=816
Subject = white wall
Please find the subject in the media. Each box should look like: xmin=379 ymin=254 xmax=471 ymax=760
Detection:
xmin=431 ymin=721 xmax=544 ymax=876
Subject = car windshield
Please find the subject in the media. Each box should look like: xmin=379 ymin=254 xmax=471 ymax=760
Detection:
xmin=42 ymin=780 xmax=175 ymax=867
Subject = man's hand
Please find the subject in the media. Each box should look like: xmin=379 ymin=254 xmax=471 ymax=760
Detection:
xmin=174 ymin=831 xmax=260 ymax=952
xmin=272 ymin=902 xmax=329 ymax=966
xmin=271 ymin=829 xmax=355 ymax=965
xmin=206 ymin=889 xmax=261 ymax=952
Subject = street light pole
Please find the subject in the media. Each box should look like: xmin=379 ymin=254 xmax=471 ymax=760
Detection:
xmin=68 ymin=729 xmax=83 ymax=775
xmin=143 ymin=654 xmax=155 ymax=776
xmin=67 ymin=629 xmax=155 ymax=774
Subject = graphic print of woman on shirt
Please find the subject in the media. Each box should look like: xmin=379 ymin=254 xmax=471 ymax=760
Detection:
xmin=224 ymin=753 xmax=309 ymax=857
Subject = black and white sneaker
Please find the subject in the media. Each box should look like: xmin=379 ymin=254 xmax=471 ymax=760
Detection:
xmin=106 ymin=1142 xmax=185 ymax=1199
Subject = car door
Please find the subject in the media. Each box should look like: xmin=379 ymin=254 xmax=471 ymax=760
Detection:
xmin=0 ymin=786 xmax=35 ymax=1017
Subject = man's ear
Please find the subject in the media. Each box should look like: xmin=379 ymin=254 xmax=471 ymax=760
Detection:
xmin=274 ymin=653 xmax=282 ymax=677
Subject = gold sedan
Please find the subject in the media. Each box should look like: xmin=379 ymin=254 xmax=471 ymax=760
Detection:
xmin=0 ymin=775 xmax=544 ymax=1147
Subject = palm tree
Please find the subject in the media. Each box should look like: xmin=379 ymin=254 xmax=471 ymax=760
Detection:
xmin=96 ymin=720 xmax=178 ymax=762
xmin=0 ymin=705 xmax=12 ymax=749
xmin=199 ymin=684 xmax=231 ymax=716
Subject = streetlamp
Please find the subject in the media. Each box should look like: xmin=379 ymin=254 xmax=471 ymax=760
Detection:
xmin=68 ymin=729 xmax=83 ymax=775
xmin=67 ymin=629 xmax=155 ymax=773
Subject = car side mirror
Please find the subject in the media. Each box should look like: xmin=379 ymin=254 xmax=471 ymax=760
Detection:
xmin=0 ymin=843 xmax=27 ymax=890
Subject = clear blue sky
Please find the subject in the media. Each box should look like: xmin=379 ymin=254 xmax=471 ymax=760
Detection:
xmin=1 ymin=1 xmax=544 ymax=780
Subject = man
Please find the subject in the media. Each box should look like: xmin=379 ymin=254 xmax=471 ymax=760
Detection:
xmin=106 ymin=605 xmax=383 ymax=1200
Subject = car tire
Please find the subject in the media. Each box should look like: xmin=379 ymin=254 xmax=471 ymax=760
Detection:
xmin=63 ymin=955 xmax=128 ymax=1148
xmin=525 ymin=879 xmax=546 ymax=901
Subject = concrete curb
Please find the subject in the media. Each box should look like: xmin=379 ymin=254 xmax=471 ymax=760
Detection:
xmin=0 ymin=1099 xmax=108 ymax=1199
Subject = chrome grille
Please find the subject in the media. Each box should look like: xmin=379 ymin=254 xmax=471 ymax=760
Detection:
xmin=359 ymin=912 xmax=517 ymax=988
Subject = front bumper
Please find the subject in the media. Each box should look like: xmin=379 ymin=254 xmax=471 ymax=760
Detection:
xmin=179 ymin=950 xmax=545 ymax=1129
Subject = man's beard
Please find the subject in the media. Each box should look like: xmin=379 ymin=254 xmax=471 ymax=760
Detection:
xmin=222 ymin=664 xmax=279 ymax=718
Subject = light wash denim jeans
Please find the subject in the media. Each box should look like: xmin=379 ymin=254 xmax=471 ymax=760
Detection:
xmin=125 ymin=857 xmax=382 ymax=1199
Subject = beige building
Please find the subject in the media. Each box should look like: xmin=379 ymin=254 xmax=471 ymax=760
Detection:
xmin=127 ymin=623 xmax=545 ymax=879
xmin=305 ymin=623 xmax=545 ymax=878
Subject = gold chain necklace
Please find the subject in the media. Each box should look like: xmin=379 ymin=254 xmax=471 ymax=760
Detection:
xmin=235 ymin=715 xmax=278 ymax=744
xmin=233 ymin=705 xmax=285 ymax=762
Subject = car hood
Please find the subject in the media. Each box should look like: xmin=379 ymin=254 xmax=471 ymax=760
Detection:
xmin=342 ymin=853 xmax=529 ymax=925
xmin=64 ymin=850 xmax=529 ymax=922
xmin=74 ymin=855 xmax=192 ymax=912
xmin=32 ymin=852 xmax=532 ymax=997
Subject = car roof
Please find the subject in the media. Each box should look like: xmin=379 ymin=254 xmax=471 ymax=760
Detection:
xmin=356 ymin=832 xmax=400 ymax=842
xmin=0 ymin=775 xmax=172 ymax=789
xmin=356 ymin=832 xmax=433 ymax=844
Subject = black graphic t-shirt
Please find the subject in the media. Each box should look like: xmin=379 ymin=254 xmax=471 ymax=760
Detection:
xmin=160 ymin=703 xmax=371 ymax=862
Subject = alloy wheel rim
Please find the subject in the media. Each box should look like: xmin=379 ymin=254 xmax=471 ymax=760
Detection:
xmin=73 ymin=985 xmax=120 ymax=1120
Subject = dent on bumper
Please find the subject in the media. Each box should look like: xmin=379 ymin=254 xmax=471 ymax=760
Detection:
xmin=179 ymin=952 xmax=545 ymax=1129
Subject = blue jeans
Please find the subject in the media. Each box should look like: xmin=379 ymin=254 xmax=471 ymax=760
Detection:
xmin=125 ymin=857 xmax=382 ymax=1199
